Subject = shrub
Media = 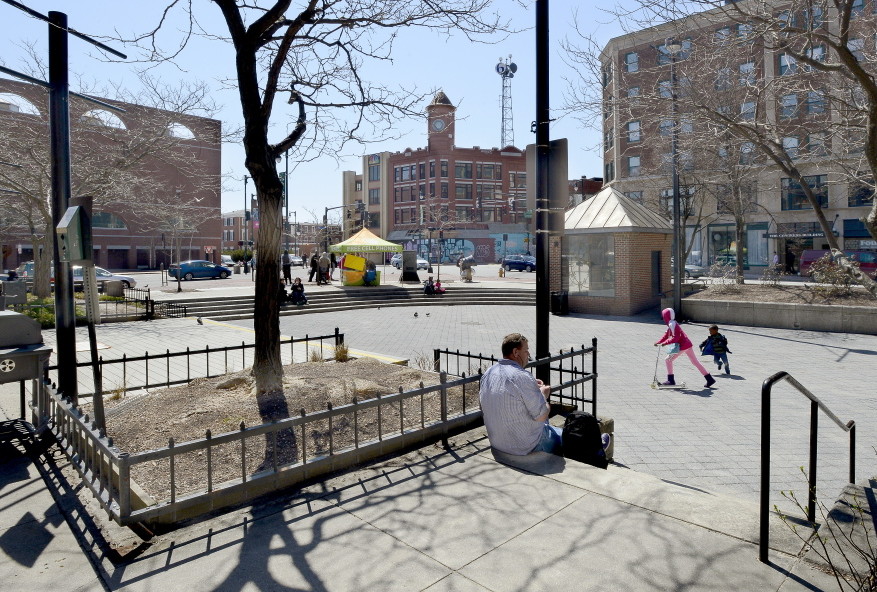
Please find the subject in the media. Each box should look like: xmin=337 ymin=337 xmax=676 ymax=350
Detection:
xmin=810 ymin=253 xmax=855 ymax=297
xmin=333 ymin=343 xmax=350 ymax=362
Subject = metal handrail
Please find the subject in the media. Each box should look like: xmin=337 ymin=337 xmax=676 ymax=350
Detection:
xmin=759 ymin=371 xmax=856 ymax=563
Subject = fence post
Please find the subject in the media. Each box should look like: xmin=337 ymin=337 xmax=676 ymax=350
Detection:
xmin=759 ymin=376 xmax=773 ymax=564
xmin=440 ymin=372 xmax=448 ymax=448
xmin=19 ymin=380 xmax=25 ymax=420
xmin=118 ymin=452 xmax=131 ymax=519
xmin=433 ymin=349 xmax=440 ymax=373
xmin=335 ymin=328 xmax=343 ymax=347
xmin=808 ymin=401 xmax=818 ymax=524
xmin=592 ymin=337 xmax=598 ymax=417
xmin=849 ymin=422 xmax=856 ymax=484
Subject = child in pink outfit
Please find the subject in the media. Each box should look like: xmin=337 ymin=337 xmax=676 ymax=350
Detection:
xmin=654 ymin=308 xmax=716 ymax=388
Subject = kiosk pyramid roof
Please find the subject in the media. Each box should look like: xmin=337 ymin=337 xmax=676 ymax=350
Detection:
xmin=565 ymin=186 xmax=672 ymax=234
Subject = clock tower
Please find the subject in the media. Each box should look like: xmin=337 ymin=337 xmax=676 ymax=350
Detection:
xmin=426 ymin=90 xmax=455 ymax=151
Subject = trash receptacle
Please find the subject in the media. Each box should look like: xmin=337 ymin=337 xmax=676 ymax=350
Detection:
xmin=234 ymin=264 xmax=241 ymax=275
xmin=550 ymin=290 xmax=569 ymax=315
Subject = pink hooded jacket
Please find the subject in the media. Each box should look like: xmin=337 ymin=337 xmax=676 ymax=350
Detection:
xmin=655 ymin=307 xmax=692 ymax=350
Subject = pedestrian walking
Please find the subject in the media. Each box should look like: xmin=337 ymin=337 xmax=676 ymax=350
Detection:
xmin=281 ymin=250 xmax=292 ymax=285
xmin=700 ymin=325 xmax=732 ymax=375
xmin=309 ymin=253 xmax=318 ymax=282
xmin=654 ymin=308 xmax=716 ymax=388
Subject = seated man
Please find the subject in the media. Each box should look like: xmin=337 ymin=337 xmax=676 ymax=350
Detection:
xmin=479 ymin=333 xmax=560 ymax=455
xmin=289 ymin=277 xmax=307 ymax=305
xmin=363 ymin=268 xmax=377 ymax=286
xmin=423 ymin=276 xmax=435 ymax=295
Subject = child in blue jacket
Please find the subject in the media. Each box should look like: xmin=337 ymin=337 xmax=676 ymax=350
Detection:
xmin=700 ymin=325 xmax=732 ymax=375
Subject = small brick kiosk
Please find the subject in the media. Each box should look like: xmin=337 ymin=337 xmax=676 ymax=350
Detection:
xmin=553 ymin=186 xmax=672 ymax=316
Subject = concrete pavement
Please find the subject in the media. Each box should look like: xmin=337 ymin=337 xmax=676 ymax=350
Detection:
xmin=1 ymin=281 xmax=875 ymax=590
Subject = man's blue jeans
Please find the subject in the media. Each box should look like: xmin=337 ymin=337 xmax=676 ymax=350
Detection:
xmin=532 ymin=423 xmax=563 ymax=454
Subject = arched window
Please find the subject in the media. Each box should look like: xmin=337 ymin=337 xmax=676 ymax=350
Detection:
xmin=92 ymin=211 xmax=127 ymax=229
xmin=166 ymin=122 xmax=195 ymax=139
xmin=79 ymin=109 xmax=126 ymax=129
xmin=0 ymin=93 xmax=40 ymax=115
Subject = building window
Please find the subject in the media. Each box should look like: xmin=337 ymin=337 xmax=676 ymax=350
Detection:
xmin=779 ymin=53 xmax=797 ymax=75
xmin=804 ymin=5 xmax=824 ymax=28
xmin=851 ymin=0 xmax=865 ymax=17
xmin=355 ymin=180 xmax=362 ymax=191
xmin=624 ymin=191 xmax=643 ymax=203
xmin=781 ymin=175 xmax=828 ymax=210
xmin=627 ymin=120 xmax=641 ymax=142
xmin=806 ymin=90 xmax=826 ymax=114
xmin=849 ymin=38 xmax=865 ymax=61
xmin=454 ymin=162 xmax=473 ymax=179
xmin=627 ymin=155 xmax=641 ymax=177
xmin=625 ymin=52 xmax=639 ymax=72
xmin=429 ymin=182 xmax=436 ymax=198
xmin=739 ymin=61 xmax=755 ymax=85
xmin=659 ymin=119 xmax=673 ymax=136
xmin=604 ymin=94 xmax=614 ymax=119
xmin=782 ymin=136 xmax=800 ymax=160
xmin=477 ymin=163 xmax=500 ymax=179
xmin=740 ymin=101 xmax=756 ymax=120
xmin=429 ymin=161 xmax=435 ymax=178
xmin=368 ymin=164 xmax=380 ymax=181
xmin=739 ymin=142 xmax=756 ymax=164
xmin=565 ymin=234 xmax=615 ymax=297
xmin=400 ymin=166 xmax=411 ymax=181
xmin=604 ymin=127 xmax=614 ymax=151
xmin=455 ymin=183 xmax=472 ymax=200
xmin=715 ymin=68 xmax=732 ymax=90
xmin=441 ymin=182 xmax=448 ymax=198
xmin=736 ymin=23 xmax=753 ymax=39
xmin=604 ymin=161 xmax=615 ymax=183
xmin=807 ymin=132 xmax=828 ymax=156
xmin=92 ymin=211 xmax=127 ymax=229
xmin=659 ymin=186 xmax=695 ymax=216
xmin=368 ymin=188 xmax=380 ymax=205
xmin=602 ymin=62 xmax=613 ymax=87
xmin=714 ymin=27 xmax=731 ymax=45
xmin=419 ymin=163 xmax=425 ymax=180
xmin=658 ymin=79 xmax=672 ymax=98
xmin=455 ymin=206 xmax=473 ymax=221
xmin=440 ymin=160 xmax=448 ymax=177
xmin=680 ymin=117 xmax=693 ymax=134
xmin=780 ymin=94 xmax=798 ymax=119
xmin=778 ymin=10 xmax=796 ymax=29
xmin=627 ymin=86 xmax=640 ymax=99
xmin=849 ymin=177 xmax=875 ymax=206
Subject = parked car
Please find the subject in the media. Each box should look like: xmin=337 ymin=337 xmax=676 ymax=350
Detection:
xmin=684 ymin=263 xmax=708 ymax=278
xmin=221 ymin=254 xmax=234 ymax=266
xmin=799 ymin=249 xmax=877 ymax=277
xmin=390 ymin=254 xmax=429 ymax=270
xmin=289 ymin=255 xmax=304 ymax=267
xmin=14 ymin=261 xmax=137 ymax=287
xmin=168 ymin=260 xmax=232 ymax=280
xmin=501 ymin=254 xmax=535 ymax=272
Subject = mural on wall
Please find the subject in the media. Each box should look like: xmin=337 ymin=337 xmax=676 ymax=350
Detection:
xmin=489 ymin=233 xmax=531 ymax=262
xmin=398 ymin=237 xmax=514 ymax=264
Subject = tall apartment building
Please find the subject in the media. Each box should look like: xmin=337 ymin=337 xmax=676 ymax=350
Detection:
xmin=0 ymin=78 xmax=221 ymax=271
xmin=341 ymin=91 xmax=535 ymax=264
xmin=601 ymin=1 xmax=876 ymax=272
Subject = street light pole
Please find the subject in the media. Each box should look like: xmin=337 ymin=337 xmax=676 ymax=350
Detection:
xmin=243 ymin=175 xmax=250 ymax=274
xmin=669 ymin=40 xmax=683 ymax=317
xmin=292 ymin=210 xmax=297 ymax=256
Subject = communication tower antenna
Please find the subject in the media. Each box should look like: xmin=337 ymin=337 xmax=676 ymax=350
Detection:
xmin=495 ymin=55 xmax=517 ymax=148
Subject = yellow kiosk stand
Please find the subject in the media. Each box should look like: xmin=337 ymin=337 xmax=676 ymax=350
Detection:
xmin=341 ymin=254 xmax=381 ymax=286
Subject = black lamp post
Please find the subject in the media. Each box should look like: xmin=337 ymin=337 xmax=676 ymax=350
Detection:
xmin=243 ymin=175 xmax=250 ymax=274
xmin=668 ymin=39 xmax=683 ymax=317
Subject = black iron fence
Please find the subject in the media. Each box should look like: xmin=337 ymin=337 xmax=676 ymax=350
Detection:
xmin=434 ymin=337 xmax=598 ymax=416
xmin=46 ymin=328 xmax=344 ymax=397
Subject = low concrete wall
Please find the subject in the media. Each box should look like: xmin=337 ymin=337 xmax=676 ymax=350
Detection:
xmin=662 ymin=297 xmax=877 ymax=334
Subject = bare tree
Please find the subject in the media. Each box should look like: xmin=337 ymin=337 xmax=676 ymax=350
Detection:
xmin=117 ymin=1 xmax=512 ymax=396
xmin=564 ymin=0 xmax=877 ymax=295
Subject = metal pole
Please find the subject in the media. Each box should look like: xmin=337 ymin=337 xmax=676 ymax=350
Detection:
xmin=670 ymin=46 xmax=683 ymax=317
xmin=49 ymin=11 xmax=77 ymax=404
xmin=284 ymin=151 xmax=290 ymax=253
xmin=323 ymin=207 xmax=329 ymax=253
xmin=293 ymin=211 xmax=297 ymax=255
xmin=534 ymin=0 xmax=550 ymax=384
xmin=243 ymin=175 xmax=250 ymax=273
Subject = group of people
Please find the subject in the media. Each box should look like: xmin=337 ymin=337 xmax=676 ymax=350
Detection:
xmin=307 ymin=252 xmax=336 ymax=285
xmin=423 ymin=276 xmax=445 ymax=296
xmin=654 ymin=307 xmax=732 ymax=387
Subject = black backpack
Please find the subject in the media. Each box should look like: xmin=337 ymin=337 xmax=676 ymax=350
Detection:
xmin=562 ymin=411 xmax=608 ymax=469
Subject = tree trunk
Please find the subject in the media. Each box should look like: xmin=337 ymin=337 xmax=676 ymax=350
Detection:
xmin=33 ymin=229 xmax=52 ymax=299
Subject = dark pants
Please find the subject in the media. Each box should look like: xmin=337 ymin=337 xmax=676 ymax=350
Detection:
xmin=309 ymin=267 xmax=316 ymax=282
xmin=282 ymin=265 xmax=292 ymax=284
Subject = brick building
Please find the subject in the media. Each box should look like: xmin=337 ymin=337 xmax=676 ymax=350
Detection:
xmin=600 ymin=2 xmax=876 ymax=273
xmin=340 ymin=91 xmax=536 ymax=264
xmin=0 ymin=78 xmax=221 ymax=271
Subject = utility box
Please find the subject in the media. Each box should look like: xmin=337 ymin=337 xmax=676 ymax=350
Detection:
xmin=56 ymin=205 xmax=92 ymax=263
xmin=0 ymin=281 xmax=27 ymax=308
xmin=0 ymin=311 xmax=52 ymax=384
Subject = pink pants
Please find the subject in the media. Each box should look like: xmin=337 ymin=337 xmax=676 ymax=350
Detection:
xmin=666 ymin=347 xmax=709 ymax=376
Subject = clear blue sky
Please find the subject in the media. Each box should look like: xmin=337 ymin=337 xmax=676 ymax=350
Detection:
xmin=0 ymin=1 xmax=628 ymax=222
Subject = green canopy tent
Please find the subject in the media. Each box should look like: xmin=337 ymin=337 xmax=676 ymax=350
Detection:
xmin=329 ymin=228 xmax=402 ymax=285
xmin=328 ymin=227 xmax=403 ymax=254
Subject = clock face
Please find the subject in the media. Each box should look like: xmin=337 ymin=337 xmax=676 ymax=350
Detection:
xmin=431 ymin=118 xmax=446 ymax=132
